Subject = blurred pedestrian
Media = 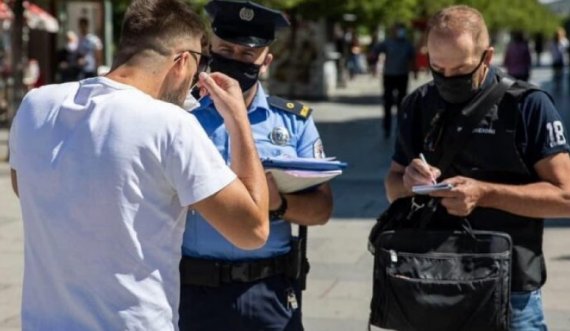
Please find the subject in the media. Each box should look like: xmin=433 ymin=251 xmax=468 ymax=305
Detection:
xmin=549 ymin=27 xmax=568 ymax=86
xmin=347 ymin=31 xmax=362 ymax=79
xmin=9 ymin=0 xmax=269 ymax=329
xmin=370 ymin=23 xmax=416 ymax=138
xmin=367 ymin=31 xmax=380 ymax=76
xmin=534 ymin=32 xmax=544 ymax=67
xmin=56 ymin=30 xmax=80 ymax=82
xmin=77 ymin=17 xmax=103 ymax=78
xmin=503 ymin=30 xmax=531 ymax=81
xmin=22 ymin=58 xmax=40 ymax=91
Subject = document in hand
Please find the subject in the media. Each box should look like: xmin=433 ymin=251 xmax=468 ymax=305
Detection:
xmin=412 ymin=183 xmax=454 ymax=194
xmin=265 ymin=169 xmax=343 ymax=193
xmin=262 ymin=156 xmax=347 ymax=193
xmin=261 ymin=156 xmax=347 ymax=171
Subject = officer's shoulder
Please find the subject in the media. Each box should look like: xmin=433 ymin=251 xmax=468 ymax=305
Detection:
xmin=267 ymin=96 xmax=312 ymax=120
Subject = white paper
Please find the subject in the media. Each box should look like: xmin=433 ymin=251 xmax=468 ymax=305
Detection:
xmin=412 ymin=183 xmax=454 ymax=194
xmin=266 ymin=168 xmax=342 ymax=193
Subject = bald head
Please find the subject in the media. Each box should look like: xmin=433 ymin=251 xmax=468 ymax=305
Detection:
xmin=427 ymin=5 xmax=489 ymax=53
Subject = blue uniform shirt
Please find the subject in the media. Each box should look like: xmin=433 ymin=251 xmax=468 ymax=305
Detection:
xmin=182 ymin=84 xmax=324 ymax=261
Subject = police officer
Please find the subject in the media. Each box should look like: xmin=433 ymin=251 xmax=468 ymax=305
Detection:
xmin=386 ymin=5 xmax=570 ymax=331
xmin=178 ymin=1 xmax=333 ymax=330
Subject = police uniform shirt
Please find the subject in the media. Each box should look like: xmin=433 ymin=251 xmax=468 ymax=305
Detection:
xmin=182 ymin=84 xmax=324 ymax=260
xmin=394 ymin=66 xmax=570 ymax=170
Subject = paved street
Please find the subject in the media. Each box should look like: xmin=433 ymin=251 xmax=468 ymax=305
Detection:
xmin=1 ymin=64 xmax=570 ymax=330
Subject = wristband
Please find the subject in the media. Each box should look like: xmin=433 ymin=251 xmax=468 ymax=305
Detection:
xmin=269 ymin=194 xmax=288 ymax=220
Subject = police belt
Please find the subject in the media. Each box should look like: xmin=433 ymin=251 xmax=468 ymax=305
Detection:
xmin=180 ymin=252 xmax=295 ymax=287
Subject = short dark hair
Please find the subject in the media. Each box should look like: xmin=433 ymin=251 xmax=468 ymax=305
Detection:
xmin=79 ymin=17 xmax=89 ymax=27
xmin=114 ymin=0 xmax=206 ymax=66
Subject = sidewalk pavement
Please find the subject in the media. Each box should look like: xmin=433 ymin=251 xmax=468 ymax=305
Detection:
xmin=1 ymin=65 xmax=570 ymax=331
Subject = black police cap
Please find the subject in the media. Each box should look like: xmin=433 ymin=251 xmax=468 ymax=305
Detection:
xmin=205 ymin=0 xmax=290 ymax=48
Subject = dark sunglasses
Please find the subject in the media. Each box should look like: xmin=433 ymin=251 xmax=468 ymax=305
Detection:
xmin=174 ymin=49 xmax=212 ymax=75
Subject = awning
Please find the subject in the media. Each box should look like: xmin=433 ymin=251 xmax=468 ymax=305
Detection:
xmin=0 ymin=0 xmax=59 ymax=33
xmin=24 ymin=1 xmax=59 ymax=33
xmin=0 ymin=1 xmax=13 ymax=21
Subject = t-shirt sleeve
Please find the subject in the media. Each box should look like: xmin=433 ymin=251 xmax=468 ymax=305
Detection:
xmin=8 ymin=113 xmax=19 ymax=170
xmin=392 ymin=93 xmax=417 ymax=166
xmin=8 ymin=91 xmax=34 ymax=170
xmin=296 ymin=117 xmax=325 ymax=159
xmin=164 ymin=113 xmax=236 ymax=207
xmin=520 ymin=91 xmax=570 ymax=166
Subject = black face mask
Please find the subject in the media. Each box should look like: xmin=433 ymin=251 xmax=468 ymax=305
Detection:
xmin=209 ymin=52 xmax=262 ymax=92
xmin=430 ymin=51 xmax=487 ymax=104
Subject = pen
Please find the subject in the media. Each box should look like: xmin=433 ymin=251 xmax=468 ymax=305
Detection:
xmin=419 ymin=153 xmax=436 ymax=184
xmin=419 ymin=153 xmax=428 ymax=165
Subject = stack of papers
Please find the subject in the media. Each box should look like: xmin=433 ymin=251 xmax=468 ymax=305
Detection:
xmin=262 ymin=156 xmax=347 ymax=193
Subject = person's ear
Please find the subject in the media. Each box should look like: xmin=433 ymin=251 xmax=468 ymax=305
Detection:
xmin=260 ymin=53 xmax=273 ymax=75
xmin=483 ymin=47 xmax=495 ymax=65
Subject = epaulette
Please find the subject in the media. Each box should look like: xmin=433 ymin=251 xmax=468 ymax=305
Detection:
xmin=267 ymin=96 xmax=312 ymax=119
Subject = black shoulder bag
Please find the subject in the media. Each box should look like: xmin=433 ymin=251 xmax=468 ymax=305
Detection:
xmin=368 ymin=76 xmax=515 ymax=331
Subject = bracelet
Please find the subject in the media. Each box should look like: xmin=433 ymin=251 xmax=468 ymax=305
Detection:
xmin=269 ymin=194 xmax=288 ymax=220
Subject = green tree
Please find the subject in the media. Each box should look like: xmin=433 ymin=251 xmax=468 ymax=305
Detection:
xmin=109 ymin=0 xmax=560 ymax=49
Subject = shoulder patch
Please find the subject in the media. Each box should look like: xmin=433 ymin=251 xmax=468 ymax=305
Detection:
xmin=267 ymin=96 xmax=312 ymax=119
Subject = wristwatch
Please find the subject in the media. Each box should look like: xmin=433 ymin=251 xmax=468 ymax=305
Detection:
xmin=269 ymin=194 xmax=288 ymax=220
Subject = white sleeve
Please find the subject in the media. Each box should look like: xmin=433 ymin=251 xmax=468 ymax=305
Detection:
xmin=8 ymin=92 xmax=30 ymax=170
xmin=164 ymin=114 xmax=236 ymax=207
xmin=8 ymin=114 xmax=19 ymax=170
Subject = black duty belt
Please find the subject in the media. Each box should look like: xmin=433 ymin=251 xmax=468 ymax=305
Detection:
xmin=180 ymin=253 xmax=293 ymax=287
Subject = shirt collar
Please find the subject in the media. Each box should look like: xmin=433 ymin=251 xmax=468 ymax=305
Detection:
xmin=248 ymin=83 xmax=269 ymax=113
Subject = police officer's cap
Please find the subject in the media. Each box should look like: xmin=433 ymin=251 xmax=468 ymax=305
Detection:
xmin=205 ymin=0 xmax=290 ymax=48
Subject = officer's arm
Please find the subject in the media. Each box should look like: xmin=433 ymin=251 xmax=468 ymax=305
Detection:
xmin=10 ymin=169 xmax=18 ymax=197
xmin=477 ymin=152 xmax=570 ymax=218
xmin=281 ymin=183 xmax=333 ymax=226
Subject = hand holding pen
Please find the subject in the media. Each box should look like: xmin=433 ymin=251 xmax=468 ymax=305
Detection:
xmin=402 ymin=153 xmax=442 ymax=191
xmin=419 ymin=153 xmax=437 ymax=184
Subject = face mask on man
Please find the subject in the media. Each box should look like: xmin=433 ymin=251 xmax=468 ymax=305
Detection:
xmin=183 ymin=90 xmax=200 ymax=111
xmin=209 ymin=52 xmax=262 ymax=92
xmin=430 ymin=51 xmax=487 ymax=104
xmin=396 ymin=28 xmax=406 ymax=39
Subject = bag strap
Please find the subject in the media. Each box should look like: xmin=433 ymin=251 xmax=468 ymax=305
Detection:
xmin=436 ymin=75 xmax=515 ymax=174
xmin=417 ymin=75 xmax=515 ymax=228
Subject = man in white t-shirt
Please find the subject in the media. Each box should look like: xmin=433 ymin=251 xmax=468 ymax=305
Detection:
xmin=9 ymin=0 xmax=269 ymax=330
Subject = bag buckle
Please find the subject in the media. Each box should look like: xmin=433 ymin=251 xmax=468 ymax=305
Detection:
xmin=407 ymin=197 xmax=425 ymax=219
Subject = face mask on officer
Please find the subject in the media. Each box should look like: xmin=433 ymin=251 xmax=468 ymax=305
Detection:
xmin=430 ymin=50 xmax=488 ymax=104
xmin=209 ymin=52 xmax=262 ymax=92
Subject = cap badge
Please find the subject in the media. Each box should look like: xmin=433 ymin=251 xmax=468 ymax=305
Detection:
xmin=269 ymin=127 xmax=290 ymax=146
xmin=239 ymin=7 xmax=254 ymax=21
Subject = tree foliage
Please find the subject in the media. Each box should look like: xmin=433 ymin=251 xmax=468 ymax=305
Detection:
xmin=111 ymin=0 xmax=561 ymax=39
